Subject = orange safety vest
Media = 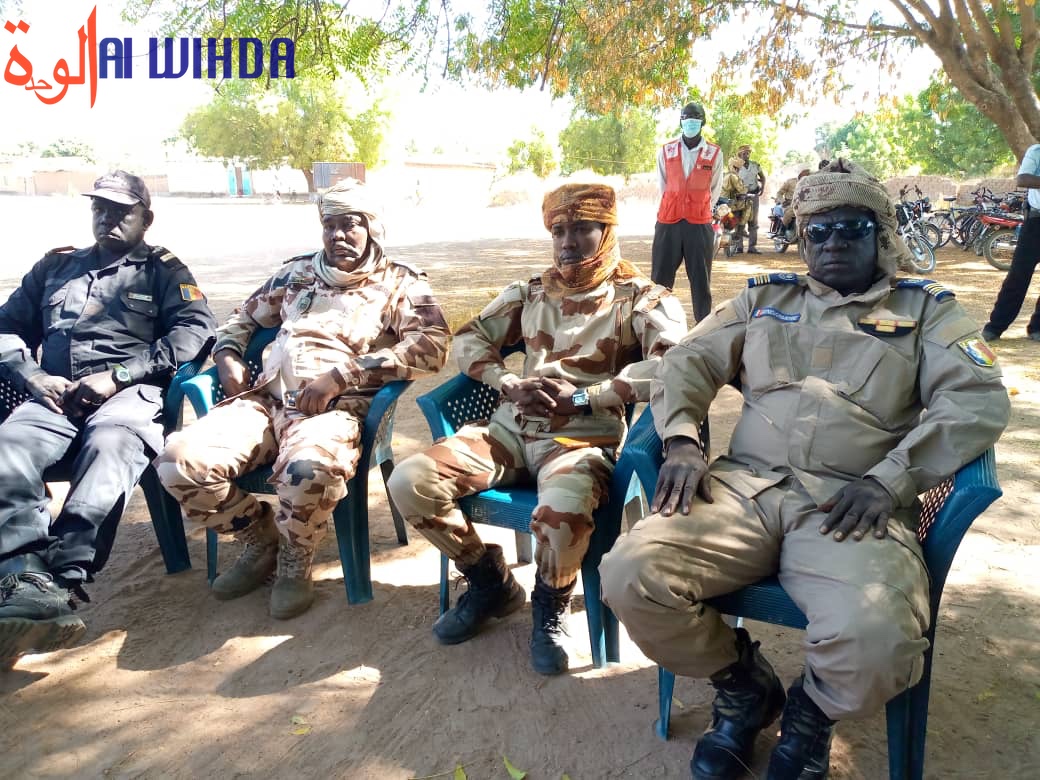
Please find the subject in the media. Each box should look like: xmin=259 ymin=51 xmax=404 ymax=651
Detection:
xmin=656 ymin=139 xmax=720 ymax=225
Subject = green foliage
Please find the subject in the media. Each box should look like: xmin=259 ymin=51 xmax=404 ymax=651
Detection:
xmin=702 ymin=94 xmax=779 ymax=168
xmin=900 ymin=77 xmax=1016 ymax=177
xmin=40 ymin=138 xmax=95 ymax=163
xmin=506 ymin=128 xmax=556 ymax=177
xmin=181 ymin=77 xmax=387 ymax=189
xmin=559 ymin=109 xmax=657 ymax=176
xmin=819 ymin=111 xmax=911 ymax=179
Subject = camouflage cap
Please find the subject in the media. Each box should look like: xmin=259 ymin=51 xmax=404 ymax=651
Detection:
xmin=84 ymin=170 xmax=151 ymax=209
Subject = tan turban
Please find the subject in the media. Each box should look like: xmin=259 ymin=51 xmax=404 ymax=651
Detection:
xmin=540 ymin=183 xmax=640 ymax=298
xmin=738 ymin=144 xmax=751 ymax=153
xmin=793 ymin=158 xmax=914 ymax=276
xmin=314 ymin=178 xmax=387 ymax=286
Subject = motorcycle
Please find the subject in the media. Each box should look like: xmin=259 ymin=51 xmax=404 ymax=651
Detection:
xmin=766 ymin=202 xmax=795 ymax=253
xmin=895 ymin=200 xmax=937 ymax=273
xmin=712 ymin=198 xmax=732 ymax=258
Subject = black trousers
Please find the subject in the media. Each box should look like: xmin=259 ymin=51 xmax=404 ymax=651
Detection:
xmin=651 ymin=220 xmax=715 ymax=322
xmin=0 ymin=387 xmax=162 ymax=583
xmin=986 ymin=213 xmax=1040 ymax=335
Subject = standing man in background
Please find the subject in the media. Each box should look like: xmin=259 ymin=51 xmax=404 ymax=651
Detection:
xmin=981 ymin=141 xmax=1040 ymax=342
xmin=651 ymin=102 xmax=724 ymax=323
xmin=736 ymin=144 xmax=767 ymax=254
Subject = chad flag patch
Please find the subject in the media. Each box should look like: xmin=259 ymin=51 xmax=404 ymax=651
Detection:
xmin=957 ymin=337 xmax=997 ymax=366
xmin=179 ymin=283 xmax=206 ymax=302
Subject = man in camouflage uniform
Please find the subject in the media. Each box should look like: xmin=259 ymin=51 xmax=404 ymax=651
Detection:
xmin=602 ymin=160 xmax=1010 ymax=779
xmin=735 ymin=144 xmax=767 ymax=254
xmin=0 ymin=171 xmax=215 ymax=659
xmin=721 ymin=157 xmax=752 ymax=254
xmin=388 ymin=183 xmax=688 ymax=675
xmin=157 ymin=180 xmax=450 ymax=619
xmin=774 ymin=168 xmax=811 ymax=241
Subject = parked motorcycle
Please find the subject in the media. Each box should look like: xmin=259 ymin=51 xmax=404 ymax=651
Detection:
xmin=766 ymin=202 xmax=795 ymax=253
xmin=712 ymin=198 xmax=732 ymax=258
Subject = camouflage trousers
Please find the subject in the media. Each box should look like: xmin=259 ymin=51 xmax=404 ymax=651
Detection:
xmin=388 ymin=420 xmax=615 ymax=588
xmin=156 ymin=395 xmax=361 ymax=550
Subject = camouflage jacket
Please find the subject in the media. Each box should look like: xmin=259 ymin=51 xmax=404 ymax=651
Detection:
xmin=214 ymin=252 xmax=450 ymax=413
xmin=455 ymin=273 xmax=688 ymax=440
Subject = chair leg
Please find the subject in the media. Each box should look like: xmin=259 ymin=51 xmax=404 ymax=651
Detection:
xmin=206 ymin=529 xmax=218 ymax=583
xmin=332 ymin=490 xmax=374 ymax=605
xmin=439 ymin=553 xmax=450 ymax=614
xmin=657 ymin=667 xmax=676 ymax=740
xmin=886 ymin=642 xmax=935 ymax=780
xmin=515 ymin=531 xmax=534 ymax=564
xmin=379 ymin=460 xmax=409 ymax=545
xmin=139 ymin=466 xmax=191 ymax=574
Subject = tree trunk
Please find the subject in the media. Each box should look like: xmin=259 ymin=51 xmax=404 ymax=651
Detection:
xmin=302 ymin=168 xmax=315 ymax=193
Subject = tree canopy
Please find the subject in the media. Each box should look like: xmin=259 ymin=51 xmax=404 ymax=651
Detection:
xmin=559 ymin=109 xmax=657 ymax=176
xmin=506 ymin=128 xmax=556 ymax=177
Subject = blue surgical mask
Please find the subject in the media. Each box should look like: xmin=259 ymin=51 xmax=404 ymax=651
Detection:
xmin=681 ymin=118 xmax=703 ymax=137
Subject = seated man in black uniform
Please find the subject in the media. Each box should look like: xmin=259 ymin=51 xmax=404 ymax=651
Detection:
xmin=0 ymin=172 xmax=216 ymax=660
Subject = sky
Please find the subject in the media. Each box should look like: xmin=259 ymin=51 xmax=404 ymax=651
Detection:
xmin=0 ymin=0 xmax=941 ymax=168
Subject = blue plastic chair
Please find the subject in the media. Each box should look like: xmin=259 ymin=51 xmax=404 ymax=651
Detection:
xmin=414 ymin=362 xmax=627 ymax=668
xmin=613 ymin=405 xmax=1003 ymax=780
xmin=180 ymin=326 xmax=411 ymax=605
xmin=0 ymin=356 xmax=208 ymax=575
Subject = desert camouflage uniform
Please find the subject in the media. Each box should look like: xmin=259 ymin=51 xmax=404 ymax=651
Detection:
xmin=389 ymin=274 xmax=688 ymax=587
xmin=721 ymin=169 xmax=752 ymax=242
xmin=776 ymin=176 xmax=799 ymax=225
xmin=157 ymin=252 xmax=450 ymax=550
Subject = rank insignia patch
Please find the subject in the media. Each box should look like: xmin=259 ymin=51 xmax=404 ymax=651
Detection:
xmin=957 ymin=337 xmax=996 ymax=366
xmin=858 ymin=317 xmax=917 ymax=337
xmin=179 ymin=283 xmax=206 ymax=302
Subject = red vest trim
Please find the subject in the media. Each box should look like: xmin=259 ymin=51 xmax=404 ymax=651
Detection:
xmin=657 ymin=140 xmax=719 ymax=225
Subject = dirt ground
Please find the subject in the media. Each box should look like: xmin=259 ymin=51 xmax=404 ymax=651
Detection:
xmin=1 ymin=196 xmax=1038 ymax=779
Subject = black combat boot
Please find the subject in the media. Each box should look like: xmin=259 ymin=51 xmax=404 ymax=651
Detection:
xmin=690 ymin=627 xmax=786 ymax=780
xmin=766 ymin=674 xmax=835 ymax=780
xmin=0 ymin=571 xmax=86 ymax=661
xmin=432 ymin=544 xmax=525 ymax=645
xmin=529 ymin=575 xmax=576 ymax=676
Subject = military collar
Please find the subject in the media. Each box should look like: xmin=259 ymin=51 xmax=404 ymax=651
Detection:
xmin=804 ymin=274 xmax=892 ymax=305
xmin=93 ymin=240 xmax=151 ymax=268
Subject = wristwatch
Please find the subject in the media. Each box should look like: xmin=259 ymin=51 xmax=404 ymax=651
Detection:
xmin=571 ymin=388 xmax=590 ymax=409
xmin=112 ymin=364 xmax=132 ymax=388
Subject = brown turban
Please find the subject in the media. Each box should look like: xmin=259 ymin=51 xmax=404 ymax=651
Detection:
xmin=793 ymin=158 xmax=914 ymax=276
xmin=738 ymin=144 xmax=752 ymax=153
xmin=540 ymin=183 xmax=640 ymax=298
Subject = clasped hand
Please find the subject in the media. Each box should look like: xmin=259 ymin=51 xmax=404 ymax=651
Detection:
xmin=27 ymin=371 xmax=117 ymax=416
xmin=502 ymin=376 xmax=581 ymax=417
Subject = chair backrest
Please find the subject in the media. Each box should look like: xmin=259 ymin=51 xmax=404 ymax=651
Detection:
xmin=0 ymin=377 xmax=30 ymax=424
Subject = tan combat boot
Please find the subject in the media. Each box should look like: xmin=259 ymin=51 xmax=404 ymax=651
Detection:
xmin=211 ymin=504 xmax=279 ymax=600
xmin=269 ymin=535 xmax=315 ymax=619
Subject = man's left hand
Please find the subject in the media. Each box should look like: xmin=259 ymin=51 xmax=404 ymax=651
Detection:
xmin=60 ymin=371 xmax=119 ymax=416
xmin=294 ymin=371 xmax=341 ymax=416
xmin=818 ymin=477 xmax=895 ymax=542
xmin=540 ymin=377 xmax=581 ymax=416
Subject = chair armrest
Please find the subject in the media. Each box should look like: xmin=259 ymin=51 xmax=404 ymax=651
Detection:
xmin=415 ymin=372 xmax=496 ymax=441
xmin=163 ymin=354 xmax=210 ymax=431
xmin=614 ymin=405 xmax=664 ymax=504
xmin=181 ymin=367 xmax=221 ymax=418
xmin=362 ymin=380 xmax=412 ymax=464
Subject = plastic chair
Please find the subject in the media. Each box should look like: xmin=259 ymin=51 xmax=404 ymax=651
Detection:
xmin=180 ymin=326 xmax=411 ymax=605
xmin=414 ymin=361 xmax=627 ymax=668
xmin=0 ymin=356 xmax=208 ymax=575
xmin=613 ymin=405 xmax=1002 ymax=780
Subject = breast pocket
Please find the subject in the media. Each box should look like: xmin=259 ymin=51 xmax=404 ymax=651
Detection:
xmin=119 ymin=291 xmax=160 ymax=340
xmin=835 ymin=338 xmax=918 ymax=425
xmin=742 ymin=320 xmax=799 ymax=398
xmin=44 ymin=289 xmax=67 ymax=333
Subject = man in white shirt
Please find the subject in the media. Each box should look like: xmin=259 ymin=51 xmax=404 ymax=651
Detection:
xmin=651 ymin=102 xmax=724 ymax=323
xmin=982 ymin=142 xmax=1040 ymax=341
xmin=736 ymin=144 xmax=767 ymax=254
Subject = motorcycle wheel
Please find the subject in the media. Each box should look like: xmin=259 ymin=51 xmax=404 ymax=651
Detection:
xmin=773 ymin=236 xmax=790 ymax=253
xmin=919 ymin=222 xmax=942 ymax=249
xmin=982 ymin=228 xmax=1016 ymax=271
xmin=904 ymin=234 xmax=936 ymax=273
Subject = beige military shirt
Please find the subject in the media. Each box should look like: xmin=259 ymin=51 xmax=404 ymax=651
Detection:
xmin=653 ymin=272 xmax=1010 ymax=508
xmin=776 ymin=177 xmax=798 ymax=206
xmin=455 ymin=273 xmax=689 ymax=441
xmin=214 ymin=252 xmax=450 ymax=414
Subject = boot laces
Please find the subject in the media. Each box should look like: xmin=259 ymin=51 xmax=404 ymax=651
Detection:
xmin=782 ymin=688 xmax=834 ymax=740
xmin=532 ymin=588 xmax=569 ymax=636
xmin=0 ymin=572 xmax=76 ymax=609
xmin=278 ymin=539 xmax=312 ymax=578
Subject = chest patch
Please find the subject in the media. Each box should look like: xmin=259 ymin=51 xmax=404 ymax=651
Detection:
xmin=859 ymin=318 xmax=917 ymax=337
xmin=957 ymin=337 xmax=997 ymax=367
xmin=127 ymin=292 xmax=154 ymax=302
xmin=753 ymin=307 xmax=801 ymax=323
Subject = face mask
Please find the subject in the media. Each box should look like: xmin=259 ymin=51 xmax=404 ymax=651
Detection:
xmin=680 ymin=118 xmax=703 ymax=137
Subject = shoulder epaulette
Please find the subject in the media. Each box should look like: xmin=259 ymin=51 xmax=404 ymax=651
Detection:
xmin=390 ymin=258 xmax=426 ymax=278
xmin=747 ymin=272 xmax=802 ymax=288
xmin=896 ymin=278 xmax=955 ymax=302
xmin=150 ymin=245 xmax=181 ymax=265
xmin=282 ymin=252 xmax=315 ymax=265
xmin=46 ymin=245 xmax=76 ymax=255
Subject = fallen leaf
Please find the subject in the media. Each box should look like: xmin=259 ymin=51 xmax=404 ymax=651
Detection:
xmin=975 ymin=690 xmax=996 ymax=703
xmin=503 ymin=755 xmax=527 ymax=779
xmin=1008 ymin=387 xmax=1019 ymax=396
xmin=290 ymin=714 xmax=311 ymax=735
xmin=454 ymin=765 xmax=467 ymax=780
xmin=672 ymin=695 xmax=685 ymax=710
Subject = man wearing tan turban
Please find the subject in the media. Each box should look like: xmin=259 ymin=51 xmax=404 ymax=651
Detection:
xmin=602 ymin=160 xmax=1009 ymax=778
xmin=157 ymin=179 xmax=450 ymax=619
xmin=389 ymin=183 xmax=688 ymax=675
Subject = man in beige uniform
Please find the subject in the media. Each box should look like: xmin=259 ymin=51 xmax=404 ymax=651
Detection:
xmin=720 ymin=157 xmax=751 ymax=253
xmin=389 ymin=183 xmax=688 ymax=675
xmin=157 ymin=180 xmax=450 ymax=619
xmin=775 ymin=168 xmax=811 ymax=241
xmin=601 ymin=160 xmax=1009 ymax=779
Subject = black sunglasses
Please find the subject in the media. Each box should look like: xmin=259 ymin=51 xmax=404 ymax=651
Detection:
xmin=804 ymin=219 xmax=876 ymax=244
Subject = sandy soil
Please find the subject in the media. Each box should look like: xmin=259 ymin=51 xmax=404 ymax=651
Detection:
xmin=1 ymin=196 xmax=1038 ymax=779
